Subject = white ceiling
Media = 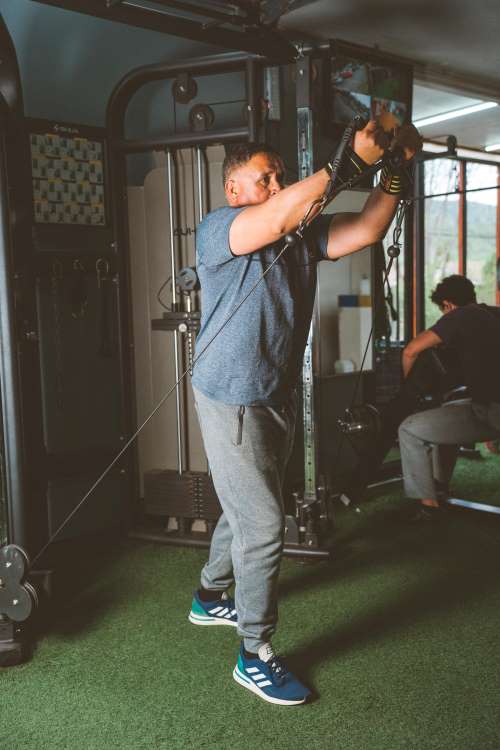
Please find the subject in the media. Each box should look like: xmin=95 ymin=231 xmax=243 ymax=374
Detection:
xmin=412 ymin=86 xmax=500 ymax=151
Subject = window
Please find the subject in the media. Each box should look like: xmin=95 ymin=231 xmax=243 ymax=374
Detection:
xmin=466 ymin=162 xmax=498 ymax=305
xmin=424 ymin=159 xmax=460 ymax=327
xmin=415 ymin=156 xmax=500 ymax=333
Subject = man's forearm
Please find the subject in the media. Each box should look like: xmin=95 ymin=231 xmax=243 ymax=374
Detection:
xmin=326 ymin=186 xmax=399 ymax=259
xmin=359 ymin=186 xmax=400 ymax=243
xmin=402 ymin=350 xmax=418 ymax=378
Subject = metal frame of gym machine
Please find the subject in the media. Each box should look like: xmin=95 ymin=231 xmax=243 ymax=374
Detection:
xmin=0 ymin=15 xmax=47 ymax=662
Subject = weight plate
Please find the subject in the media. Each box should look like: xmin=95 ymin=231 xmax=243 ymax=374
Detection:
xmin=24 ymin=582 xmax=39 ymax=609
xmin=177 ymin=267 xmax=198 ymax=292
xmin=0 ymin=544 xmax=29 ymax=580
xmin=0 ymin=545 xmax=37 ymax=622
xmin=0 ymin=584 xmax=34 ymax=622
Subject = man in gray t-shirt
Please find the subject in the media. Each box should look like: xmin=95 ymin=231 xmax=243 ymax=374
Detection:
xmin=188 ymin=122 xmax=421 ymax=706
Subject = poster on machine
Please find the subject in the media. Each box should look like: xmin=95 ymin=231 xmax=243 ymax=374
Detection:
xmin=30 ymin=122 xmax=107 ymax=226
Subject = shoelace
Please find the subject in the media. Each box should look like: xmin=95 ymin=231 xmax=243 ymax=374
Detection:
xmin=267 ymin=656 xmax=288 ymax=685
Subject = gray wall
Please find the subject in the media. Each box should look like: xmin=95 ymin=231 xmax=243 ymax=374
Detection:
xmin=0 ymin=2 xmax=257 ymax=183
xmin=0 ymin=0 xmax=219 ymax=125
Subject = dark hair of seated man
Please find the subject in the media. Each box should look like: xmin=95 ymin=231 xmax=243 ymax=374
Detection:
xmin=430 ymin=274 xmax=477 ymax=308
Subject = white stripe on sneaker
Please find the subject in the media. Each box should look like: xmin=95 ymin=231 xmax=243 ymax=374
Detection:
xmin=256 ymin=680 xmax=272 ymax=688
xmin=252 ymin=673 xmax=267 ymax=681
xmin=246 ymin=667 xmax=259 ymax=674
xmin=218 ymin=607 xmax=229 ymax=616
xmin=208 ymin=606 xmax=223 ymax=614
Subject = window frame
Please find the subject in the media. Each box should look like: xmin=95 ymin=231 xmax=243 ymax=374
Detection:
xmin=412 ymin=153 xmax=500 ymax=336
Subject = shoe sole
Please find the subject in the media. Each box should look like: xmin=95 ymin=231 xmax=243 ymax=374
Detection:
xmin=188 ymin=612 xmax=238 ymax=627
xmin=232 ymin=665 xmax=307 ymax=706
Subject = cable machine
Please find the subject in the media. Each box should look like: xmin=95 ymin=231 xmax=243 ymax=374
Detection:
xmin=5 ymin=36 xmax=476 ymax=661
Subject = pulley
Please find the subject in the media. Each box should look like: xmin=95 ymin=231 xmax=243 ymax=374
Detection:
xmin=0 ymin=545 xmax=39 ymax=622
xmin=172 ymin=72 xmax=197 ymax=104
xmin=189 ymin=103 xmax=215 ymax=132
xmin=176 ymin=266 xmax=199 ymax=293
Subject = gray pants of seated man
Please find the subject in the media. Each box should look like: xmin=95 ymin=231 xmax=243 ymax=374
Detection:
xmin=398 ymin=399 xmax=500 ymax=500
xmin=193 ymin=387 xmax=297 ymax=653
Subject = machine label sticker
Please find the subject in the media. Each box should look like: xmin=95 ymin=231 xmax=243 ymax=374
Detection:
xmin=30 ymin=132 xmax=106 ymax=226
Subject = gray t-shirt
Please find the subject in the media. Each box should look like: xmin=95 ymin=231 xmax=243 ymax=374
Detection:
xmin=191 ymin=205 xmax=331 ymax=405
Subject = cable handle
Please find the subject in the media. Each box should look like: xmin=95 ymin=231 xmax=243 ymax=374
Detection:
xmin=327 ymin=116 xmax=365 ymax=187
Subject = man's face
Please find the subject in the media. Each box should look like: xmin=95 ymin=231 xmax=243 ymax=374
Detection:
xmin=224 ymin=152 xmax=285 ymax=207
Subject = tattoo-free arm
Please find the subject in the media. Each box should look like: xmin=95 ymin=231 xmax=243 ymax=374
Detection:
xmin=402 ymin=329 xmax=443 ymax=377
xmin=229 ymin=169 xmax=330 ymax=255
xmin=229 ymin=119 xmax=390 ymax=256
xmin=326 ymin=186 xmax=399 ymax=260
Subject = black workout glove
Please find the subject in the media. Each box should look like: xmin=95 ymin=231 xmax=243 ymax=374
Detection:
xmin=325 ymin=145 xmax=368 ymax=186
xmin=379 ymin=123 xmax=423 ymax=196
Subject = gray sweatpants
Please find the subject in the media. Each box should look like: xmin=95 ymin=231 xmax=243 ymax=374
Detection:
xmin=193 ymin=387 xmax=297 ymax=652
xmin=398 ymin=399 xmax=500 ymax=500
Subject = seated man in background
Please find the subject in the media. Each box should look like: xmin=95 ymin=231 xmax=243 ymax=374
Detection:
xmin=398 ymin=274 xmax=500 ymax=519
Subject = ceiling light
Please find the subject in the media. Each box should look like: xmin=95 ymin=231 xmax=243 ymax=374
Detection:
xmin=484 ymin=143 xmax=500 ymax=152
xmin=414 ymin=101 xmax=498 ymax=128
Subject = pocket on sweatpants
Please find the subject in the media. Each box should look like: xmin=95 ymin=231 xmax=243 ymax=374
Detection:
xmin=233 ymin=405 xmax=245 ymax=446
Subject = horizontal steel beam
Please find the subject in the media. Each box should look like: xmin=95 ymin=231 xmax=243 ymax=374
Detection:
xmin=113 ymin=126 xmax=249 ymax=153
xmin=129 ymin=528 xmax=331 ymax=557
xmin=32 ymin=0 xmax=297 ymax=61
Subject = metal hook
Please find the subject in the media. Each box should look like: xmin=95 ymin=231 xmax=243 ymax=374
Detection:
xmin=96 ymin=257 xmax=110 ymax=275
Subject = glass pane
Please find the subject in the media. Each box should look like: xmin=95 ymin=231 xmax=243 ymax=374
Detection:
xmin=466 ymin=162 xmax=498 ymax=305
xmin=424 ymin=159 xmax=460 ymax=327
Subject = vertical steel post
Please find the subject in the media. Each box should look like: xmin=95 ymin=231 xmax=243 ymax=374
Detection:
xmin=403 ymin=201 xmax=414 ymax=344
xmin=245 ymin=59 xmax=258 ymax=143
xmin=458 ymin=161 xmax=467 ymax=276
xmin=414 ymin=161 xmax=426 ymax=334
xmin=196 ymin=147 xmax=205 ymax=222
xmin=0 ymin=133 xmax=27 ymax=548
xmin=296 ymin=56 xmax=320 ymax=505
xmin=166 ymin=149 xmax=184 ymax=474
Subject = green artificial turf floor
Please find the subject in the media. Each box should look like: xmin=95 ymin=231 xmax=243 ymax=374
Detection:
xmin=1 ymin=451 xmax=500 ymax=750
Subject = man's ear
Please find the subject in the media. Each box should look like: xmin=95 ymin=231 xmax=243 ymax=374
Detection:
xmin=225 ymin=178 xmax=238 ymax=205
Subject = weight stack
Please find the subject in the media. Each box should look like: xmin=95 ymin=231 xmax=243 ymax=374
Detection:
xmin=144 ymin=470 xmax=221 ymax=521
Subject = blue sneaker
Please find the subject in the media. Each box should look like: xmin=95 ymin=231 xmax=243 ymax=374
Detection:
xmin=188 ymin=591 xmax=238 ymax=627
xmin=233 ymin=643 xmax=311 ymax=705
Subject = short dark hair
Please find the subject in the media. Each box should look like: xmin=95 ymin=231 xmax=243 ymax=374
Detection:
xmin=222 ymin=143 xmax=283 ymax=186
xmin=430 ymin=275 xmax=477 ymax=307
